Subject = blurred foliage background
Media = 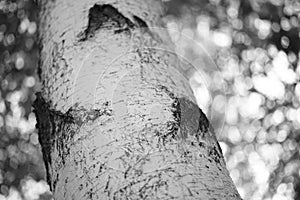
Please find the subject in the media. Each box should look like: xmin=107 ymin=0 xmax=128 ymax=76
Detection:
xmin=0 ymin=0 xmax=299 ymax=199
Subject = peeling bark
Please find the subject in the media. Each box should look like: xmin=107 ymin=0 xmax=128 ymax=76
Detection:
xmin=35 ymin=0 xmax=242 ymax=199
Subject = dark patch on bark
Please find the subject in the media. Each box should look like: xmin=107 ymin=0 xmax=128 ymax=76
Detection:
xmin=78 ymin=4 xmax=153 ymax=41
xmin=133 ymin=15 xmax=148 ymax=28
xmin=178 ymin=97 xmax=225 ymax=165
xmin=157 ymin=85 xmax=213 ymax=143
xmin=78 ymin=4 xmax=135 ymax=41
xmin=132 ymin=15 xmax=153 ymax=37
xmin=33 ymin=92 xmax=75 ymax=190
xmin=32 ymin=93 xmax=52 ymax=188
xmin=197 ymin=107 xmax=209 ymax=133
xmin=156 ymin=85 xmax=225 ymax=166
xmin=178 ymin=97 xmax=202 ymax=139
xmin=33 ymin=93 xmax=111 ymax=191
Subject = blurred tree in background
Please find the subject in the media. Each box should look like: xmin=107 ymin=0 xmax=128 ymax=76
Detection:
xmin=0 ymin=0 xmax=299 ymax=199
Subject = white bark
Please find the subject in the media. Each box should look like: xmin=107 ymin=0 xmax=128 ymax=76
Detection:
xmin=35 ymin=0 xmax=242 ymax=199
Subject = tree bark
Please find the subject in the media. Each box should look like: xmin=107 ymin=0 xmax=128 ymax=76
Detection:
xmin=34 ymin=0 xmax=242 ymax=199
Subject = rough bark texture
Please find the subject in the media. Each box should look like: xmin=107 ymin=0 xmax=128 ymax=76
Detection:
xmin=35 ymin=0 xmax=242 ymax=199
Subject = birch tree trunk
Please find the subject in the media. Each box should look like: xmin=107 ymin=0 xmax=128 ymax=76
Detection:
xmin=34 ymin=0 xmax=242 ymax=199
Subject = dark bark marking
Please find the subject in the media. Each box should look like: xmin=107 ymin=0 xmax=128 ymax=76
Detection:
xmin=196 ymin=106 xmax=209 ymax=133
xmin=33 ymin=92 xmax=75 ymax=190
xmin=158 ymin=85 xmax=210 ymax=140
xmin=133 ymin=15 xmax=149 ymax=29
xmin=179 ymin=97 xmax=202 ymax=139
xmin=78 ymin=4 xmax=134 ymax=41
xmin=156 ymin=85 xmax=225 ymax=165
xmin=156 ymin=85 xmax=207 ymax=141
xmin=78 ymin=4 xmax=153 ymax=41
xmin=33 ymin=93 xmax=112 ymax=191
